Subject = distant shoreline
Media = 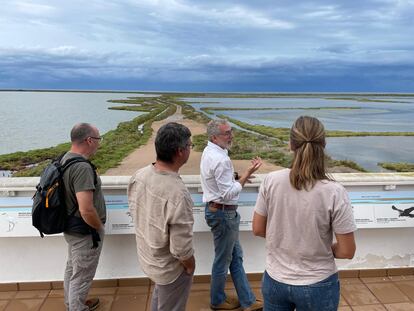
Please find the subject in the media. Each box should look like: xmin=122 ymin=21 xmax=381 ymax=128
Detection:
xmin=1 ymin=89 xmax=414 ymax=96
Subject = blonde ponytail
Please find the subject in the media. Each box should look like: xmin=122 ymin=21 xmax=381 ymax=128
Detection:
xmin=289 ymin=116 xmax=331 ymax=190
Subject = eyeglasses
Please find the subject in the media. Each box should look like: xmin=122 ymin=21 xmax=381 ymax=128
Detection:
xmin=218 ymin=130 xmax=233 ymax=136
xmin=88 ymin=136 xmax=103 ymax=142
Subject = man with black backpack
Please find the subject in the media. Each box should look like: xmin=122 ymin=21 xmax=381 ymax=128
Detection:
xmin=62 ymin=123 xmax=106 ymax=311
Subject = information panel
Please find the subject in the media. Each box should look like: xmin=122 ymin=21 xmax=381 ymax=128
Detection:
xmin=1 ymin=191 xmax=414 ymax=237
xmin=350 ymin=191 xmax=414 ymax=228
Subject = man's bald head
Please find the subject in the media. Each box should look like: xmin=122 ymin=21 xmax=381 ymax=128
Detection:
xmin=70 ymin=123 xmax=96 ymax=144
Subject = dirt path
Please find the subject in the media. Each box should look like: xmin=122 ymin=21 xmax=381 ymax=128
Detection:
xmin=104 ymin=106 xmax=282 ymax=176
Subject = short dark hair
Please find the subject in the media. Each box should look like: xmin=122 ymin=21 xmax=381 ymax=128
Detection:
xmin=70 ymin=123 xmax=95 ymax=143
xmin=155 ymin=122 xmax=191 ymax=163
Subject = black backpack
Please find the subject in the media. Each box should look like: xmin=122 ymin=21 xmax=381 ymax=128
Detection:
xmin=32 ymin=154 xmax=96 ymax=237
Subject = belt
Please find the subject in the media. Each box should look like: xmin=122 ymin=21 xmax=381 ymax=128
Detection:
xmin=208 ymin=202 xmax=238 ymax=210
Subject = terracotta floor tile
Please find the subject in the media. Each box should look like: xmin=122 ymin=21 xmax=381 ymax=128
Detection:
xmin=0 ymin=301 xmax=10 ymax=311
xmin=352 ymin=305 xmax=387 ymax=310
xmin=47 ymin=289 xmax=64 ymax=298
xmin=246 ymin=273 xmax=263 ymax=282
xmin=384 ymin=302 xmax=414 ymax=311
xmin=38 ymin=298 xmax=65 ymax=311
xmin=360 ymin=269 xmax=388 ymax=278
xmin=361 ymin=277 xmax=392 ymax=284
xmin=18 ymin=283 xmax=51 ymax=291
xmin=249 ymin=281 xmax=262 ymax=289
xmin=4 ymin=299 xmax=44 ymax=311
xmin=185 ymin=290 xmax=253 ymax=311
xmin=193 ymin=275 xmax=211 ymax=284
xmin=341 ymin=284 xmax=379 ymax=305
xmin=0 ymin=284 xmax=17 ymax=292
xmin=189 ymin=283 xmax=262 ymax=298
xmin=340 ymin=278 xmax=363 ymax=285
xmin=88 ymin=287 xmax=118 ymax=296
xmin=389 ymin=275 xmax=414 ymax=282
xmin=185 ymin=290 xmax=213 ymax=311
xmin=118 ymin=278 xmax=150 ymax=287
xmin=11 ymin=274 xmax=414 ymax=311
xmin=339 ymin=295 xmax=349 ymax=306
xmin=117 ymin=286 xmax=149 ymax=295
xmin=0 ymin=292 xmax=16 ymax=300
xmin=91 ymin=280 xmax=118 ymax=288
xmin=387 ymin=268 xmax=414 ymax=277
xmin=366 ymin=283 xmax=410 ymax=304
xmin=339 ymin=270 xmax=360 ymax=278
xmin=189 ymin=283 xmax=211 ymax=291
xmin=394 ymin=281 xmax=414 ymax=301
xmin=14 ymin=290 xmax=49 ymax=299
xmin=111 ymin=294 xmax=148 ymax=311
xmin=50 ymin=282 xmax=63 ymax=290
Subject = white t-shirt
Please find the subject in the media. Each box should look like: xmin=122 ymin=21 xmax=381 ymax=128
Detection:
xmin=254 ymin=168 xmax=357 ymax=285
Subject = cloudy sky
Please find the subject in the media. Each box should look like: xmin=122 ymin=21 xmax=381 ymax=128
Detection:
xmin=1 ymin=0 xmax=414 ymax=92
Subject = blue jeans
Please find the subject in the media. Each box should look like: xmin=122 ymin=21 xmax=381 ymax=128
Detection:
xmin=205 ymin=205 xmax=256 ymax=308
xmin=262 ymin=271 xmax=340 ymax=311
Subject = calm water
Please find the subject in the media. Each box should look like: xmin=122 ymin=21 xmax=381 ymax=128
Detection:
xmin=2 ymin=93 xmax=413 ymax=172
xmin=186 ymin=97 xmax=414 ymax=132
xmin=327 ymin=136 xmax=414 ymax=171
xmin=184 ymin=96 xmax=414 ymax=171
xmin=0 ymin=91 xmax=150 ymax=155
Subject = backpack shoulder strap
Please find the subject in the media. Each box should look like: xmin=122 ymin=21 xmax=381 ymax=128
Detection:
xmin=61 ymin=157 xmax=98 ymax=185
xmin=59 ymin=156 xmax=98 ymax=217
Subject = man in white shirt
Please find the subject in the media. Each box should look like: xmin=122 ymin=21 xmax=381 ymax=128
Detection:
xmin=200 ymin=119 xmax=263 ymax=311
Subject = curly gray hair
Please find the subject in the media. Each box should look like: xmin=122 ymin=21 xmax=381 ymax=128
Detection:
xmin=207 ymin=119 xmax=229 ymax=141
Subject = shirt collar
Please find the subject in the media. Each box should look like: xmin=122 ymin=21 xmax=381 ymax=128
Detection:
xmin=151 ymin=163 xmax=180 ymax=178
xmin=207 ymin=141 xmax=228 ymax=155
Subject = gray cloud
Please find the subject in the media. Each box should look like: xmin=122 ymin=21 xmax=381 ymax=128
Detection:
xmin=0 ymin=0 xmax=413 ymax=91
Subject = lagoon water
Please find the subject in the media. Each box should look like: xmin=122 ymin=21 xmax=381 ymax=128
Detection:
xmin=185 ymin=96 xmax=414 ymax=171
xmin=326 ymin=136 xmax=414 ymax=171
xmin=1 ymin=92 xmax=413 ymax=172
xmin=0 ymin=91 xmax=146 ymax=155
xmin=186 ymin=97 xmax=414 ymax=132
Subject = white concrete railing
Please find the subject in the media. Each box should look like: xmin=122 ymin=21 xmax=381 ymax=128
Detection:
xmin=1 ymin=173 xmax=414 ymax=283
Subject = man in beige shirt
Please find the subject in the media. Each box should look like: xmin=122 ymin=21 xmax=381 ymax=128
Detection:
xmin=128 ymin=122 xmax=195 ymax=311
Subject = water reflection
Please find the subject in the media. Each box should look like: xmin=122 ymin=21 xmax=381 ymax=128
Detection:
xmin=326 ymin=136 xmax=414 ymax=172
xmin=185 ymin=96 xmax=414 ymax=171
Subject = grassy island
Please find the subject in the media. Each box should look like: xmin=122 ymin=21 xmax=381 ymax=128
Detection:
xmin=201 ymin=106 xmax=362 ymax=115
xmin=0 ymin=97 xmax=176 ymax=176
xmin=379 ymin=162 xmax=414 ymax=172
xmin=218 ymin=115 xmax=414 ymax=140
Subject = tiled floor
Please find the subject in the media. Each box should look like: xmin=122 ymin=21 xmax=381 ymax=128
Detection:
xmin=2 ymin=274 xmax=414 ymax=310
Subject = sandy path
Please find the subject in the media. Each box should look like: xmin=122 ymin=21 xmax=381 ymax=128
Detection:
xmin=104 ymin=106 xmax=282 ymax=176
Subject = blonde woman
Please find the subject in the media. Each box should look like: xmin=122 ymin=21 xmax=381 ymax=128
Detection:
xmin=253 ymin=116 xmax=356 ymax=311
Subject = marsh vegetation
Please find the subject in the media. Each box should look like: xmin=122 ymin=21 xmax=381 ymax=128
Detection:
xmin=1 ymin=93 xmax=412 ymax=175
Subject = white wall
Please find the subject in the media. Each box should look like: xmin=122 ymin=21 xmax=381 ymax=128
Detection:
xmin=1 ymin=173 xmax=414 ymax=283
